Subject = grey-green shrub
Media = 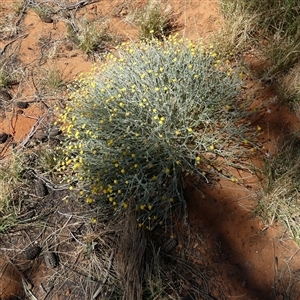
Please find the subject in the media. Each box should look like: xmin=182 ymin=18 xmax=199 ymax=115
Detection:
xmin=59 ymin=37 xmax=256 ymax=229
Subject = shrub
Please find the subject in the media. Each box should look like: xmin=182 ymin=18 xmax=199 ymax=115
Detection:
xmin=59 ymin=37 xmax=256 ymax=229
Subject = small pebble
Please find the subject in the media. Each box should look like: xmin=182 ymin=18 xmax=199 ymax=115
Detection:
xmin=16 ymin=101 xmax=29 ymax=109
xmin=40 ymin=15 xmax=53 ymax=23
xmin=0 ymin=90 xmax=12 ymax=101
xmin=0 ymin=132 xmax=10 ymax=144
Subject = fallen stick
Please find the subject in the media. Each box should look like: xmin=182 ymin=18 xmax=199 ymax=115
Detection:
xmin=0 ymin=33 xmax=29 ymax=56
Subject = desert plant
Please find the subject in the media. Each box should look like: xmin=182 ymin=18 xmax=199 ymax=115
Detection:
xmin=216 ymin=1 xmax=259 ymax=56
xmin=0 ymin=154 xmax=25 ymax=232
xmin=256 ymin=132 xmax=300 ymax=242
xmin=12 ymin=0 xmax=26 ymax=16
xmin=137 ymin=1 xmax=175 ymax=40
xmin=220 ymin=0 xmax=300 ymax=77
xmin=41 ymin=66 xmax=64 ymax=91
xmin=32 ymin=4 xmax=52 ymax=20
xmin=58 ymin=37 xmax=257 ymax=229
xmin=278 ymin=62 xmax=300 ymax=119
xmin=66 ymin=19 xmax=112 ymax=54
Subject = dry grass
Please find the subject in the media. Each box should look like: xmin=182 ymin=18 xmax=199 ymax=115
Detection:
xmin=215 ymin=2 xmax=259 ymax=56
xmin=273 ymin=262 xmax=300 ymax=300
xmin=278 ymin=62 xmax=300 ymax=119
xmin=256 ymin=132 xmax=300 ymax=242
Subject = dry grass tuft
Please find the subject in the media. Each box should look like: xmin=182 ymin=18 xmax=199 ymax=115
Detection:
xmin=256 ymin=132 xmax=300 ymax=242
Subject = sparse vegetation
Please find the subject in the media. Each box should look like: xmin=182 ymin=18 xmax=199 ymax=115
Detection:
xmin=0 ymin=0 xmax=300 ymax=299
xmin=220 ymin=0 xmax=300 ymax=72
xmin=32 ymin=4 xmax=53 ymax=21
xmin=66 ymin=18 xmax=112 ymax=54
xmin=12 ymin=0 xmax=26 ymax=16
xmin=137 ymin=1 xmax=175 ymax=40
xmin=256 ymin=133 xmax=300 ymax=242
xmin=41 ymin=66 xmax=64 ymax=91
xmin=0 ymin=154 xmax=24 ymax=232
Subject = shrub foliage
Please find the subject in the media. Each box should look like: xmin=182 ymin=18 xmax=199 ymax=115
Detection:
xmin=59 ymin=37 xmax=256 ymax=229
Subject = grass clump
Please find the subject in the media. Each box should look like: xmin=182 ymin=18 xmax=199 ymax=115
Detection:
xmin=58 ymin=37 xmax=257 ymax=229
xmin=137 ymin=1 xmax=175 ymax=40
xmin=41 ymin=66 xmax=64 ymax=91
xmin=0 ymin=155 xmax=24 ymax=232
xmin=257 ymin=133 xmax=300 ymax=242
xmin=66 ymin=19 xmax=112 ymax=54
xmin=220 ymin=0 xmax=300 ymax=77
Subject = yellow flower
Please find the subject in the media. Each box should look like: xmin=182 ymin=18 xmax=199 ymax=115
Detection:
xmin=121 ymin=169 xmax=125 ymax=174
xmin=148 ymin=205 xmax=153 ymax=210
xmin=231 ymin=177 xmax=238 ymax=183
xmin=165 ymin=168 xmax=170 ymax=174
xmin=151 ymin=175 xmax=157 ymax=181
xmin=86 ymin=197 xmax=93 ymax=204
xmin=91 ymin=217 xmax=97 ymax=224
xmin=209 ymin=145 xmax=215 ymax=151
xmin=123 ymin=202 xmax=128 ymax=208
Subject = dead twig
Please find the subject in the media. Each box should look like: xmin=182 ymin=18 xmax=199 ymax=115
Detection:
xmin=0 ymin=33 xmax=29 ymax=56
xmin=92 ymin=249 xmax=114 ymax=299
xmin=15 ymin=114 xmax=47 ymax=152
